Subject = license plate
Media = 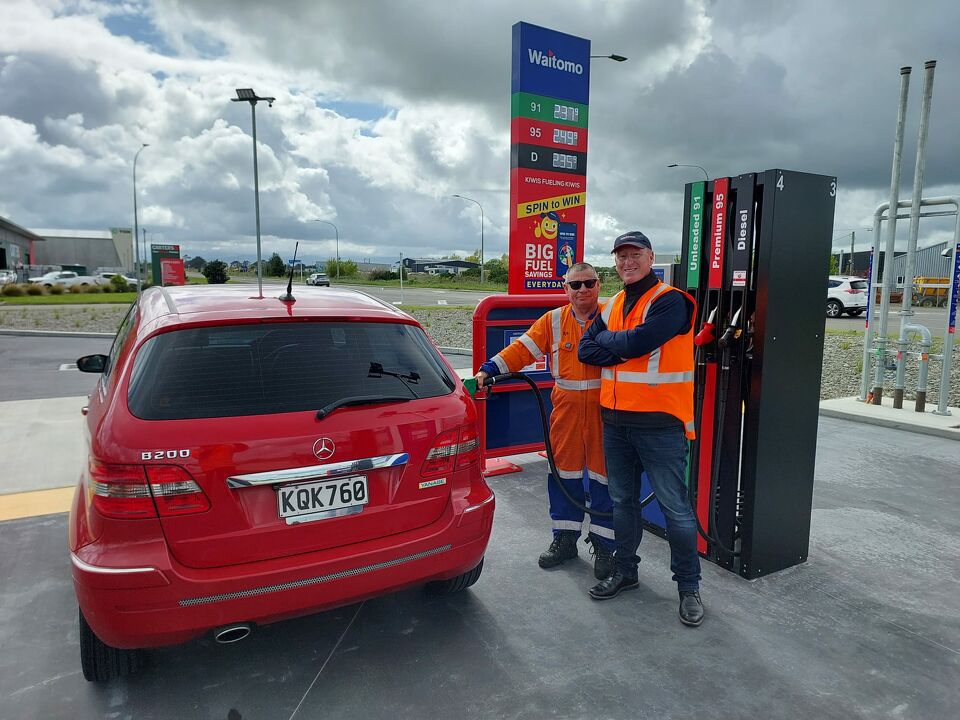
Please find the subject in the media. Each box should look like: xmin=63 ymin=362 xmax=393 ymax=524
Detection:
xmin=278 ymin=475 xmax=368 ymax=523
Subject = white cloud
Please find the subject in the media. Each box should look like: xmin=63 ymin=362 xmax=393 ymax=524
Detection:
xmin=0 ymin=0 xmax=957 ymax=269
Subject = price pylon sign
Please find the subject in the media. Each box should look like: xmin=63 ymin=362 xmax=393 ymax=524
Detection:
xmin=509 ymin=22 xmax=590 ymax=294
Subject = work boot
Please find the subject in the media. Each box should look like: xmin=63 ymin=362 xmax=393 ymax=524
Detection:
xmin=588 ymin=569 xmax=639 ymax=601
xmin=678 ymin=590 xmax=704 ymax=627
xmin=538 ymin=531 xmax=578 ymax=568
xmin=587 ymin=536 xmax=615 ymax=581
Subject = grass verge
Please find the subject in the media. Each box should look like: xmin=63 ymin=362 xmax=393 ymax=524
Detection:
xmin=0 ymin=293 xmax=137 ymax=305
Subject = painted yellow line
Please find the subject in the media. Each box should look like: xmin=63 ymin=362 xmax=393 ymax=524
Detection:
xmin=0 ymin=486 xmax=75 ymax=522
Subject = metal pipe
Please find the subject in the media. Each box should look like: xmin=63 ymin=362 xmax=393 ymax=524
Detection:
xmin=873 ymin=66 xmax=912 ymax=404
xmin=251 ymin=103 xmax=263 ymax=299
xmin=860 ymin=196 xmax=960 ymax=403
xmin=894 ymin=61 xmax=936 ymax=408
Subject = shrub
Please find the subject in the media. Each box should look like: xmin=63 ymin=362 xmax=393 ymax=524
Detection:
xmin=368 ymin=269 xmax=397 ymax=281
xmin=100 ymin=284 xmax=114 ymax=293
xmin=1 ymin=283 xmax=25 ymax=296
xmin=70 ymin=284 xmax=85 ymax=294
xmin=110 ymin=274 xmax=130 ymax=292
xmin=202 ymin=260 xmax=230 ymax=284
xmin=87 ymin=285 xmax=102 ymax=294
xmin=49 ymin=284 xmax=65 ymax=295
xmin=25 ymin=283 xmax=44 ymax=295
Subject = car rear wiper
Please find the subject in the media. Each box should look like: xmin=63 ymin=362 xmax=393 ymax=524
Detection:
xmin=316 ymin=395 xmax=412 ymax=420
xmin=367 ymin=362 xmax=421 ymax=398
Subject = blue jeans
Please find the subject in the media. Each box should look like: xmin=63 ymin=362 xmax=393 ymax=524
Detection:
xmin=603 ymin=422 xmax=701 ymax=592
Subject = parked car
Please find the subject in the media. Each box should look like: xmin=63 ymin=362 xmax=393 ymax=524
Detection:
xmin=826 ymin=275 xmax=868 ymax=318
xmin=0 ymin=269 xmax=17 ymax=285
xmin=93 ymin=272 xmax=141 ymax=289
xmin=307 ymin=272 xmax=331 ymax=286
xmin=71 ymin=285 xmax=493 ymax=681
xmin=29 ymin=270 xmax=96 ymax=289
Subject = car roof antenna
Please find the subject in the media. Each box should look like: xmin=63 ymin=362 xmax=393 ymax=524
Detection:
xmin=279 ymin=242 xmax=298 ymax=303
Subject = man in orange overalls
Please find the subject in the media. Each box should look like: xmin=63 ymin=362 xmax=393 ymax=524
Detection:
xmin=475 ymin=263 xmax=618 ymax=580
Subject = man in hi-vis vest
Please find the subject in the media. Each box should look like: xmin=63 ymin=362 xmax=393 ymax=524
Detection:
xmin=475 ymin=263 xmax=618 ymax=581
xmin=578 ymin=231 xmax=704 ymax=627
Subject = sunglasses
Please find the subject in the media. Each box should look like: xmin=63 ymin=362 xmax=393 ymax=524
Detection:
xmin=566 ymin=279 xmax=598 ymax=290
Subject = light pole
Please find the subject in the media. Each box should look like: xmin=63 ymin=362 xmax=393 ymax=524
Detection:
xmin=232 ymin=88 xmax=275 ymax=298
xmin=314 ymin=220 xmax=339 ymax=279
xmin=133 ymin=143 xmax=148 ymax=296
xmin=590 ymin=54 xmax=628 ymax=62
xmin=667 ymin=163 xmax=710 ymax=182
xmin=834 ymin=228 xmax=872 ymax=275
xmin=452 ymin=194 xmax=484 ymax=283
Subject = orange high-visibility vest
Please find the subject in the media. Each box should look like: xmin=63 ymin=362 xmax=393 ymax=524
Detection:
xmin=599 ymin=282 xmax=697 ymax=439
xmin=491 ymin=304 xmax=606 ymax=484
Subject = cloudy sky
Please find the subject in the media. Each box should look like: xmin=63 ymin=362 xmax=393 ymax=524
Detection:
xmin=1 ymin=0 xmax=958 ymax=268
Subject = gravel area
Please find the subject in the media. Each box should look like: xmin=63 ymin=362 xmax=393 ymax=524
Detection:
xmin=3 ymin=304 xmax=957 ymax=407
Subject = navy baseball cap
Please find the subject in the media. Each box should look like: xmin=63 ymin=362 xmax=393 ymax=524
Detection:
xmin=611 ymin=231 xmax=652 ymax=253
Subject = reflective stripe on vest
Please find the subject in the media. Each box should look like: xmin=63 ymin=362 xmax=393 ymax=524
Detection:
xmin=601 ymin=368 xmax=695 ymax=384
xmin=518 ymin=332 xmax=544 ymax=359
xmin=554 ymin=378 xmax=602 ymax=391
xmin=643 ymin=284 xmax=672 ymax=374
xmin=550 ymin=308 xmax=562 ymax=379
xmin=600 ymin=298 xmax=615 ymax=325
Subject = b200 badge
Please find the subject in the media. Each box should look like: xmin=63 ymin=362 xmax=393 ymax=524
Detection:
xmin=141 ymin=449 xmax=191 ymax=460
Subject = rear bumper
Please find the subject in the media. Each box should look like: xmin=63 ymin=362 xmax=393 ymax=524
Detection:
xmin=72 ymin=485 xmax=494 ymax=649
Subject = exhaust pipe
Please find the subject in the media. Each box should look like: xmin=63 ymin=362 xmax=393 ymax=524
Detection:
xmin=213 ymin=623 xmax=253 ymax=644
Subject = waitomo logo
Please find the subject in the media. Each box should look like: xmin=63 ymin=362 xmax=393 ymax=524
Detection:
xmin=528 ymin=48 xmax=584 ymax=75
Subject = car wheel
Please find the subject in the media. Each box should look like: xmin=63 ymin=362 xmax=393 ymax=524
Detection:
xmin=79 ymin=608 xmax=141 ymax=682
xmin=848 ymin=309 xmax=864 ymax=316
xmin=920 ymin=297 xmax=935 ymax=308
xmin=826 ymin=299 xmax=843 ymax=318
xmin=425 ymin=558 xmax=484 ymax=596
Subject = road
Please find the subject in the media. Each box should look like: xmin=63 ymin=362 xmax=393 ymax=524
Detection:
xmin=0 ymin=335 xmax=109 ymax=401
xmin=825 ymin=306 xmax=950 ymax=338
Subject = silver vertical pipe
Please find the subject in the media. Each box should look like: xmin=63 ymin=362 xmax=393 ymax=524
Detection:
xmin=252 ymin=103 xmax=263 ymax=299
xmin=873 ymin=66 xmax=912 ymax=403
xmin=859 ymin=207 xmax=885 ymax=400
xmin=894 ymin=60 xmax=936 ymax=408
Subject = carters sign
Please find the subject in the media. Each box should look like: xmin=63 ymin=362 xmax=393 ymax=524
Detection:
xmin=509 ymin=22 xmax=590 ymax=294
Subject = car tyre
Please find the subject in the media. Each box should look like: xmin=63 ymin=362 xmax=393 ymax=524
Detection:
xmin=826 ymin=299 xmax=843 ymax=318
xmin=920 ymin=297 xmax=935 ymax=308
xmin=425 ymin=558 xmax=483 ymax=596
xmin=79 ymin=608 xmax=141 ymax=682
xmin=848 ymin=308 xmax=864 ymax=316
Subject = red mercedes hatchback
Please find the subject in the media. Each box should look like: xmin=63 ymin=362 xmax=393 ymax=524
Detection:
xmin=70 ymin=284 xmax=494 ymax=681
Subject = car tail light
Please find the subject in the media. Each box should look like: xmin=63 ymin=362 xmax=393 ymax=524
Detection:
xmin=422 ymin=424 xmax=481 ymax=476
xmin=845 ymin=288 xmax=862 ymax=294
xmin=456 ymin=425 xmax=480 ymax=470
xmin=146 ymin=465 xmax=211 ymax=516
xmin=89 ymin=460 xmax=210 ymax=519
xmin=89 ymin=460 xmax=154 ymax=519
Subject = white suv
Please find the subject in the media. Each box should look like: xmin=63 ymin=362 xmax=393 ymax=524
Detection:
xmin=827 ymin=275 xmax=868 ymax=318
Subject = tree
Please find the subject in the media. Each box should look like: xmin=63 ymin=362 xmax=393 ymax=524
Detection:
xmin=465 ymin=249 xmax=481 ymax=264
xmin=326 ymin=258 xmax=358 ymax=278
xmin=185 ymin=256 xmax=207 ymax=270
xmin=202 ymin=260 xmax=229 ymax=284
xmin=484 ymin=258 xmax=508 ymax=284
xmin=829 ymin=254 xmax=840 ymax=275
xmin=266 ymin=253 xmax=286 ymax=277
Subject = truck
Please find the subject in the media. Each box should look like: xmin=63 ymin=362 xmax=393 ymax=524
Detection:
xmin=911 ymin=277 xmax=950 ymax=307
xmin=29 ymin=270 xmax=97 ymax=289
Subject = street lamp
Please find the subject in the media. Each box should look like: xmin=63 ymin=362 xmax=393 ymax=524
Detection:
xmin=133 ymin=143 xmax=148 ymax=296
xmin=667 ymin=163 xmax=710 ymax=182
xmin=231 ymin=87 xmax=275 ymax=298
xmin=314 ymin=219 xmax=339 ymax=279
xmin=590 ymin=54 xmax=628 ymax=62
xmin=452 ymin=194 xmax=484 ymax=283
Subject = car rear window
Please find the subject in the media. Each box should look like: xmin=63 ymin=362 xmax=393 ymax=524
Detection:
xmin=126 ymin=321 xmax=455 ymax=420
xmin=850 ymin=280 xmax=867 ymax=290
